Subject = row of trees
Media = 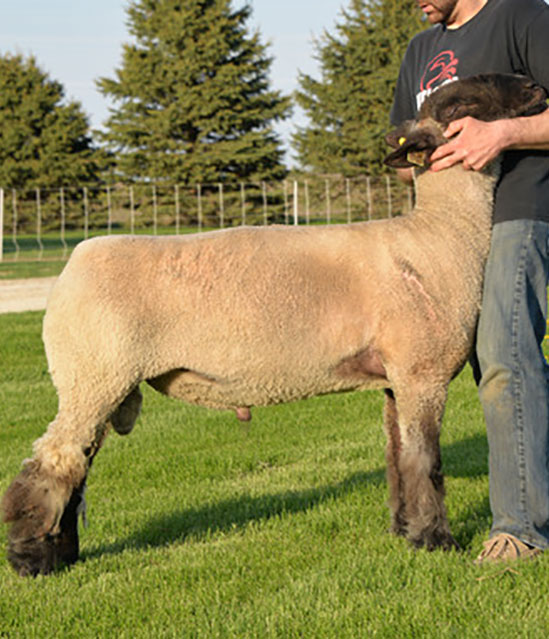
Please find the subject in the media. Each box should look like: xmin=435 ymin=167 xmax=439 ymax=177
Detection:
xmin=0 ymin=0 xmax=424 ymax=192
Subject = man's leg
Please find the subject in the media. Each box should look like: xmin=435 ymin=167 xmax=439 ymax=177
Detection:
xmin=477 ymin=219 xmax=549 ymax=551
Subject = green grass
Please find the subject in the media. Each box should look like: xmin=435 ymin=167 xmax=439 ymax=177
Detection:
xmin=0 ymin=227 xmax=208 ymax=279
xmin=1 ymin=312 xmax=549 ymax=637
xmin=0 ymin=259 xmax=67 ymax=279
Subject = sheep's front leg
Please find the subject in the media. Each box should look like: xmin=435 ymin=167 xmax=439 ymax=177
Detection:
xmin=389 ymin=384 xmax=458 ymax=551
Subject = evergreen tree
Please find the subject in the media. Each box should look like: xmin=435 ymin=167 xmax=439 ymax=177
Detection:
xmin=97 ymin=0 xmax=291 ymax=184
xmin=293 ymin=0 xmax=425 ymax=175
xmin=0 ymin=53 xmax=102 ymax=189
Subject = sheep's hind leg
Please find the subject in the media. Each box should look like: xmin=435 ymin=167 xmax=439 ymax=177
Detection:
xmin=2 ymin=391 xmax=120 ymax=576
xmin=383 ymin=389 xmax=407 ymax=537
xmin=392 ymin=384 xmax=458 ymax=551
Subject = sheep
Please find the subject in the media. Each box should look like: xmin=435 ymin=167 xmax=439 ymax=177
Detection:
xmin=2 ymin=74 xmax=547 ymax=577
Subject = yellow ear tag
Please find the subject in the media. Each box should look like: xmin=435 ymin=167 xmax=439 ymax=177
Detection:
xmin=398 ymin=134 xmax=425 ymax=166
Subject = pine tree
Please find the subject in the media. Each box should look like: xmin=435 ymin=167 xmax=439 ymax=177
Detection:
xmin=293 ymin=0 xmax=425 ymax=176
xmin=0 ymin=53 xmax=102 ymax=190
xmin=97 ymin=0 xmax=291 ymax=184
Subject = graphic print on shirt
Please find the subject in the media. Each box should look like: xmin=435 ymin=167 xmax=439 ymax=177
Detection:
xmin=416 ymin=50 xmax=459 ymax=110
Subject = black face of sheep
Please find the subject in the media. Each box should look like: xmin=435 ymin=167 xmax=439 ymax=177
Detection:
xmin=384 ymin=73 xmax=547 ymax=168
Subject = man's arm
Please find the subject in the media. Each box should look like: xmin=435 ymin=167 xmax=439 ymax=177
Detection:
xmin=429 ymin=108 xmax=549 ymax=172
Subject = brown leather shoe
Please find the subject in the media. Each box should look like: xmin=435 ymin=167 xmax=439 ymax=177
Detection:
xmin=474 ymin=533 xmax=543 ymax=565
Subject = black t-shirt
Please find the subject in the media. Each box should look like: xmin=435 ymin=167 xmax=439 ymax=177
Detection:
xmin=390 ymin=0 xmax=549 ymax=224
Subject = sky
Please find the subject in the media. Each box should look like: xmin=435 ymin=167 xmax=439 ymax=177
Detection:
xmin=1 ymin=0 xmax=347 ymax=164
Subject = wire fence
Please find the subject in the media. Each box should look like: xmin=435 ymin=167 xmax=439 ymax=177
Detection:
xmin=0 ymin=175 xmax=413 ymax=262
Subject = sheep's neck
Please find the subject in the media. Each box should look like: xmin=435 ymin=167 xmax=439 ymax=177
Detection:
xmin=403 ymin=164 xmax=498 ymax=294
xmin=412 ymin=164 xmax=496 ymax=237
xmin=398 ymin=164 xmax=497 ymax=332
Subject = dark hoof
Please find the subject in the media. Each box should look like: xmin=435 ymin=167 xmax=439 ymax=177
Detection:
xmin=4 ymin=483 xmax=82 ymax=577
xmin=389 ymin=523 xmax=407 ymax=538
xmin=410 ymin=530 xmax=460 ymax=552
xmin=7 ymin=532 xmax=78 ymax=577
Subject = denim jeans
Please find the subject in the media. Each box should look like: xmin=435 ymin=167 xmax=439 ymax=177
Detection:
xmin=477 ymin=219 xmax=549 ymax=549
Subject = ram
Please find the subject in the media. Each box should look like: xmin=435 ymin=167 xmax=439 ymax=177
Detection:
xmin=3 ymin=73 xmax=546 ymax=576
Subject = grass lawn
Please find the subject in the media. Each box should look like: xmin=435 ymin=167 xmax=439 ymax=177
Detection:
xmin=1 ymin=312 xmax=549 ymax=638
xmin=0 ymin=228 xmax=206 ymax=280
xmin=0 ymin=259 xmax=67 ymax=279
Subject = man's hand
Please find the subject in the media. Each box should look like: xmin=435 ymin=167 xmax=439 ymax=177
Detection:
xmin=429 ymin=117 xmax=511 ymax=172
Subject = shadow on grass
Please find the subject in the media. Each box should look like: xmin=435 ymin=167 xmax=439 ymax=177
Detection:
xmin=83 ymin=433 xmax=490 ymax=562
xmin=82 ymin=469 xmax=385 ymax=560
xmin=442 ymin=432 xmax=489 ymax=479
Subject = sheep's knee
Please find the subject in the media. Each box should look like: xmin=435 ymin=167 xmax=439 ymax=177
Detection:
xmin=109 ymin=387 xmax=143 ymax=435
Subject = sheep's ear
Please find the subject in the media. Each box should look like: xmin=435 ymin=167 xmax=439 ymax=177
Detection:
xmin=383 ymin=128 xmax=440 ymax=169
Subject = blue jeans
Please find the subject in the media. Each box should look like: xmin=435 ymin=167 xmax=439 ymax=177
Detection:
xmin=476 ymin=219 xmax=549 ymax=549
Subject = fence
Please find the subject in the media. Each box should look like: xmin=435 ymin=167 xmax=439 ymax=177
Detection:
xmin=0 ymin=175 xmax=413 ymax=262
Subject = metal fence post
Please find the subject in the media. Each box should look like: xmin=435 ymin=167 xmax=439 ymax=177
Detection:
xmin=304 ymin=180 xmax=310 ymax=225
xmin=83 ymin=186 xmax=89 ymax=239
xmin=262 ymin=182 xmax=268 ymax=225
xmin=35 ymin=188 xmax=44 ymax=259
xmin=240 ymin=182 xmax=246 ymax=226
xmin=11 ymin=189 xmax=19 ymax=260
xmin=284 ymin=180 xmax=289 ymax=224
xmin=174 ymin=184 xmax=180 ymax=234
xmin=106 ymin=185 xmax=112 ymax=234
xmin=346 ymin=178 xmax=351 ymax=224
xmin=59 ymin=187 xmax=68 ymax=258
xmin=0 ymin=188 xmax=4 ymax=262
xmin=218 ymin=183 xmax=224 ymax=228
xmin=293 ymin=180 xmax=298 ymax=226
xmin=129 ymin=186 xmax=135 ymax=234
xmin=386 ymin=175 xmax=392 ymax=219
xmin=152 ymin=184 xmax=158 ymax=235
xmin=366 ymin=176 xmax=372 ymax=221
xmin=325 ymin=179 xmax=331 ymax=224
xmin=197 ymin=183 xmax=203 ymax=231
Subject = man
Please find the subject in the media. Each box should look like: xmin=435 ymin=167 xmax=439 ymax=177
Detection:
xmin=390 ymin=0 xmax=549 ymax=563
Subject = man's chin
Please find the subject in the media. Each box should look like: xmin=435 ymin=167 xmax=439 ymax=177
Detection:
xmin=423 ymin=10 xmax=444 ymax=24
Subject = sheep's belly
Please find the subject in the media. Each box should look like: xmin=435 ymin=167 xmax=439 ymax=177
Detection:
xmin=147 ymin=366 xmax=388 ymax=410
